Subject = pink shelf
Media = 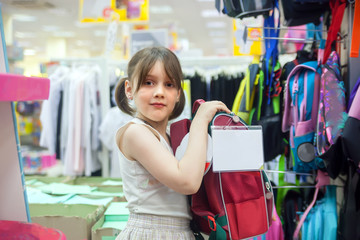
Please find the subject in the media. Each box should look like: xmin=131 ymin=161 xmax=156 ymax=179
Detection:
xmin=0 ymin=73 xmax=50 ymax=101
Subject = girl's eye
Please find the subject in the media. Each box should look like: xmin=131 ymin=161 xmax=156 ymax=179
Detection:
xmin=166 ymin=82 xmax=175 ymax=88
xmin=144 ymin=80 xmax=153 ymax=86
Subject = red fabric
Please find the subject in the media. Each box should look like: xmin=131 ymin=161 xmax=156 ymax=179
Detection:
xmin=191 ymin=170 xmax=273 ymax=239
xmin=323 ymin=0 xmax=347 ymax=64
xmin=350 ymin=0 xmax=360 ymax=58
xmin=0 ymin=220 xmax=67 ymax=239
xmin=170 ymin=118 xmax=191 ymax=153
xmin=221 ymin=171 xmax=270 ymax=239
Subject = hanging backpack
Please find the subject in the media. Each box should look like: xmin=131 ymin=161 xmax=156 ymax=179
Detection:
xmin=316 ymin=51 xmax=347 ymax=157
xmin=280 ymin=0 xmax=329 ymax=26
xmin=216 ymin=0 xmax=274 ymax=19
xmin=232 ymin=57 xmax=260 ymax=124
xmin=170 ymin=99 xmax=274 ymax=240
xmin=250 ymin=4 xmax=285 ymax=162
xmin=282 ymin=45 xmax=324 ymax=173
xmin=250 ymin=60 xmax=285 ymax=162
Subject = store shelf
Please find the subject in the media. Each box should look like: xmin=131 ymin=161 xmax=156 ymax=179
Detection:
xmin=0 ymin=73 xmax=49 ymax=101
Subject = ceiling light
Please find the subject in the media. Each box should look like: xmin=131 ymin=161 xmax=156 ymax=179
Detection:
xmin=209 ymin=30 xmax=227 ymax=37
xmin=74 ymin=21 xmax=96 ymax=28
xmin=76 ymin=40 xmax=92 ymax=46
xmin=12 ymin=14 xmax=37 ymax=22
xmin=42 ymin=25 xmax=60 ymax=32
xmin=47 ymin=8 xmax=70 ymax=16
xmin=201 ymin=9 xmax=221 ymax=18
xmin=206 ymin=21 xmax=227 ymax=29
xmin=15 ymin=32 xmax=37 ymax=38
xmin=149 ymin=5 xmax=173 ymax=14
xmin=16 ymin=41 xmax=31 ymax=47
xmin=53 ymin=31 xmax=76 ymax=38
xmin=24 ymin=49 xmax=36 ymax=56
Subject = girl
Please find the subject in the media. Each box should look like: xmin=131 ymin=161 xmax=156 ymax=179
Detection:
xmin=114 ymin=46 xmax=230 ymax=239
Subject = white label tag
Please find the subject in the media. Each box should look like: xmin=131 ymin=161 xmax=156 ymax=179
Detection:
xmin=212 ymin=126 xmax=264 ymax=172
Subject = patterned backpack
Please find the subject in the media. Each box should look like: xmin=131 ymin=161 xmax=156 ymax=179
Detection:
xmin=316 ymin=51 xmax=347 ymax=156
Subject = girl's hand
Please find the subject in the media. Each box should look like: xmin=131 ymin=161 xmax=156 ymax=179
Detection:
xmin=193 ymin=100 xmax=231 ymax=125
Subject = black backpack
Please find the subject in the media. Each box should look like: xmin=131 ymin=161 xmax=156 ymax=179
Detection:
xmin=280 ymin=0 xmax=330 ymax=26
xmin=216 ymin=0 xmax=274 ymax=19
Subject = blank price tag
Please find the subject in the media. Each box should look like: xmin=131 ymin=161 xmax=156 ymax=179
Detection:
xmin=211 ymin=126 xmax=264 ymax=172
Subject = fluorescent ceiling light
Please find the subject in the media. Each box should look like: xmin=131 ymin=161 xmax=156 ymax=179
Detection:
xmin=150 ymin=5 xmax=173 ymax=14
xmin=53 ymin=31 xmax=75 ymax=38
xmin=24 ymin=49 xmax=36 ymax=55
xmin=47 ymin=8 xmax=70 ymax=16
xmin=17 ymin=41 xmax=31 ymax=48
xmin=201 ymin=9 xmax=221 ymax=18
xmin=15 ymin=32 xmax=37 ymax=38
xmin=42 ymin=25 xmax=60 ymax=32
xmin=76 ymin=40 xmax=92 ymax=46
xmin=206 ymin=21 xmax=226 ymax=28
xmin=74 ymin=21 xmax=96 ymax=28
xmin=209 ymin=30 xmax=227 ymax=37
xmin=12 ymin=14 xmax=37 ymax=22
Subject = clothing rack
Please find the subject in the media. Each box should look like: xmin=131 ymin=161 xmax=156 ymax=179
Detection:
xmin=273 ymin=185 xmax=316 ymax=189
xmin=50 ymin=57 xmax=126 ymax=177
xmin=247 ymin=26 xmax=328 ymax=32
xmin=179 ymin=56 xmax=253 ymax=68
xmin=264 ymin=170 xmax=315 ymax=176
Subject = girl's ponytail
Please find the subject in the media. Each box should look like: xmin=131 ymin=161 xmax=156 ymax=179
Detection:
xmin=115 ymin=77 xmax=135 ymax=116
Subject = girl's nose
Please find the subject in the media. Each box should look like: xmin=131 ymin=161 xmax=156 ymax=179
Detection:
xmin=154 ymin=84 xmax=165 ymax=97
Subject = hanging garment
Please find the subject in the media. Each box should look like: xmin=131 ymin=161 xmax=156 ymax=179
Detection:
xmin=40 ymin=66 xmax=70 ymax=156
xmin=300 ymin=185 xmax=337 ymax=240
xmin=99 ymin=107 xmax=133 ymax=178
xmin=337 ymin=164 xmax=360 ymax=240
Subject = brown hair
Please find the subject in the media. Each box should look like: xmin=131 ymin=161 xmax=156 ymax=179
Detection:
xmin=115 ymin=46 xmax=185 ymax=120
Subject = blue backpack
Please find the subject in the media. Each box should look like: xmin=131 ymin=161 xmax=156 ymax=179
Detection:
xmin=282 ymin=60 xmax=323 ymax=173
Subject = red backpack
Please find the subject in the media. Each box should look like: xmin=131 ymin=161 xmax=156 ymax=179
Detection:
xmin=170 ymin=99 xmax=274 ymax=240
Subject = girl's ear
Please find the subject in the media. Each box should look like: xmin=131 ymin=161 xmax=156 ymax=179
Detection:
xmin=125 ymin=80 xmax=133 ymax=100
xmin=176 ymin=89 xmax=181 ymax=102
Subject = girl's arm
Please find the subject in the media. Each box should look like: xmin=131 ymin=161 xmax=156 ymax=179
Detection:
xmin=118 ymin=101 xmax=230 ymax=195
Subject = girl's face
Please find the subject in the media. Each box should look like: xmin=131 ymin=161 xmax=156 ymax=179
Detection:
xmin=129 ymin=61 xmax=180 ymax=126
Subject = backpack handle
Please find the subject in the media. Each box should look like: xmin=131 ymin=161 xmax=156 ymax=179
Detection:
xmin=192 ymin=99 xmax=205 ymax=116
